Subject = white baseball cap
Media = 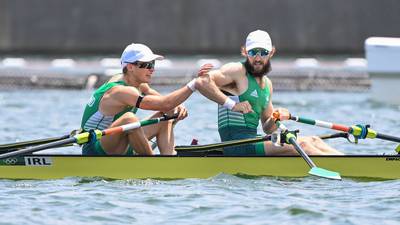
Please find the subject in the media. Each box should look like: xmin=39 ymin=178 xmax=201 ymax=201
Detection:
xmin=120 ymin=43 xmax=164 ymax=67
xmin=245 ymin=30 xmax=272 ymax=51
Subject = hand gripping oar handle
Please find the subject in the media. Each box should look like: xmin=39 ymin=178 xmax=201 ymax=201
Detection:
xmin=74 ymin=113 xmax=179 ymax=144
xmin=289 ymin=114 xmax=400 ymax=143
xmin=273 ymin=112 xmax=341 ymax=180
xmin=0 ymin=114 xmax=179 ymax=160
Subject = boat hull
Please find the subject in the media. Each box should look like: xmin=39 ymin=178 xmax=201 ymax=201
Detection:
xmin=0 ymin=155 xmax=399 ymax=180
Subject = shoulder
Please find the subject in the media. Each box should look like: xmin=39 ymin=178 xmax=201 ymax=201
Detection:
xmin=139 ymin=83 xmax=150 ymax=93
xmin=107 ymin=74 xmax=123 ymax=83
xmin=211 ymin=62 xmax=245 ymax=80
xmin=107 ymin=85 xmax=140 ymax=97
xmin=264 ymin=77 xmax=273 ymax=93
xmin=220 ymin=62 xmax=244 ymax=74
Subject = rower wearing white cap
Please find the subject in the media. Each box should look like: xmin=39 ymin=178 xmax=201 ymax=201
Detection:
xmin=196 ymin=30 xmax=343 ymax=155
xmin=80 ymin=43 xmax=213 ymax=155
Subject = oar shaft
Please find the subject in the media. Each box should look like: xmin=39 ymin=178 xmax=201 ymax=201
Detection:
xmin=287 ymin=137 xmax=316 ymax=168
xmin=376 ymin=133 xmax=400 ymax=143
xmin=319 ymin=132 xmax=348 ymax=140
xmin=275 ymin=120 xmax=316 ymax=169
xmin=274 ymin=118 xmax=341 ymax=180
xmin=290 ymin=116 xmax=351 ymax=133
xmin=0 ymin=137 xmax=76 ymax=159
xmin=0 ymin=135 xmax=70 ymax=151
xmin=102 ymin=117 xmax=166 ymax=136
xmin=176 ymin=136 xmax=270 ymax=152
xmin=290 ymin=114 xmax=400 ymax=144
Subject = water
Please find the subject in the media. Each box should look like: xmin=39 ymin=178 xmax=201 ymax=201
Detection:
xmin=0 ymin=87 xmax=400 ymax=224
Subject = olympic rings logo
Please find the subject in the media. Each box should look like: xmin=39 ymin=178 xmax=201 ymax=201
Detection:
xmin=3 ymin=158 xmax=18 ymax=165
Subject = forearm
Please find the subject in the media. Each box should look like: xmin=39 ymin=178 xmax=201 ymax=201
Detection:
xmin=196 ymin=77 xmax=230 ymax=105
xmin=140 ymin=85 xmax=193 ymax=112
xmin=262 ymin=117 xmax=277 ymax=134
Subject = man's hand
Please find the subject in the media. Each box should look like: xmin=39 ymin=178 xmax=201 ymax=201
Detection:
xmin=272 ymin=107 xmax=290 ymax=121
xmin=174 ymin=104 xmax=188 ymax=121
xmin=197 ymin=64 xmax=214 ymax=77
xmin=232 ymin=101 xmax=253 ymax=114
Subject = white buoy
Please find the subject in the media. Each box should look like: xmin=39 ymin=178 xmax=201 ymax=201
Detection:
xmin=104 ymin=68 xmax=122 ymax=76
xmin=294 ymin=58 xmax=319 ymax=68
xmin=51 ymin=59 xmax=76 ymax=68
xmin=100 ymin=58 xmax=121 ymax=68
xmin=344 ymin=58 xmax=367 ymax=68
xmin=155 ymin=59 xmax=173 ymax=69
xmin=365 ymin=37 xmax=400 ymax=105
xmin=196 ymin=59 xmax=221 ymax=68
xmin=1 ymin=58 xmax=26 ymax=67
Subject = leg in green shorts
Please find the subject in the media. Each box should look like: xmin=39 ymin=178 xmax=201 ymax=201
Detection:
xmin=218 ymin=126 xmax=265 ymax=156
xmin=82 ymin=140 xmax=134 ymax=156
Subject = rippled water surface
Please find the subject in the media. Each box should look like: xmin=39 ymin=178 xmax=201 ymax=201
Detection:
xmin=0 ymin=87 xmax=400 ymax=224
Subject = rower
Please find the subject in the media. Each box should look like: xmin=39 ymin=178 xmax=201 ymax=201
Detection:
xmin=195 ymin=30 xmax=343 ymax=156
xmin=80 ymin=43 xmax=213 ymax=156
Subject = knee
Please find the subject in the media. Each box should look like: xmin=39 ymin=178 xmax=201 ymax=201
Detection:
xmin=120 ymin=112 xmax=139 ymax=124
xmin=160 ymin=118 xmax=174 ymax=129
xmin=299 ymin=136 xmax=321 ymax=144
xmin=299 ymin=141 xmax=319 ymax=155
xmin=310 ymin=136 xmax=322 ymax=143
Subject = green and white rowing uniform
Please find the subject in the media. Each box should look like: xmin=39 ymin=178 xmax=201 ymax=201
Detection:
xmin=80 ymin=79 xmax=139 ymax=155
xmin=218 ymin=65 xmax=271 ymax=156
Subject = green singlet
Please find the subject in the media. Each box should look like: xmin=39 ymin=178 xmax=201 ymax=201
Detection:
xmin=218 ymin=65 xmax=271 ymax=156
xmin=80 ymin=78 xmax=139 ymax=155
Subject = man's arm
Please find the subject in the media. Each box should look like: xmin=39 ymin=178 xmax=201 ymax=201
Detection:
xmin=119 ymin=64 xmax=213 ymax=112
xmin=196 ymin=63 xmax=253 ymax=113
xmin=261 ymin=78 xmax=290 ymax=134
xmin=139 ymin=83 xmax=161 ymax=96
xmin=261 ymin=78 xmax=277 ymax=134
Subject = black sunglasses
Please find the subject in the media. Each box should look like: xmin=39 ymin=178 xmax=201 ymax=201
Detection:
xmin=126 ymin=60 xmax=155 ymax=69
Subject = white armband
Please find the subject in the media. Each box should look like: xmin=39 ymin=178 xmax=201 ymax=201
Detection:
xmin=186 ymin=79 xmax=197 ymax=92
xmin=222 ymin=97 xmax=236 ymax=110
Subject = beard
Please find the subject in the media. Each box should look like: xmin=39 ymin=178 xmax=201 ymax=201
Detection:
xmin=244 ymin=59 xmax=271 ymax=77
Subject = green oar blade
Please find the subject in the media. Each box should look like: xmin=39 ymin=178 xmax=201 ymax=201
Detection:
xmin=309 ymin=167 xmax=342 ymax=180
xmin=395 ymin=144 xmax=400 ymax=154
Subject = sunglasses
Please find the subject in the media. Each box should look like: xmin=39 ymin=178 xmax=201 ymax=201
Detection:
xmin=125 ymin=60 xmax=155 ymax=69
xmin=247 ymin=48 xmax=269 ymax=57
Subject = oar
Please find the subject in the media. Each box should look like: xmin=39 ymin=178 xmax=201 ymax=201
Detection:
xmin=289 ymin=115 xmax=400 ymax=143
xmin=176 ymin=132 xmax=350 ymax=153
xmin=0 ymin=134 xmax=71 ymax=152
xmin=273 ymin=113 xmax=341 ymax=180
xmin=0 ymin=129 xmax=82 ymax=153
xmin=176 ymin=136 xmax=272 ymax=152
xmin=0 ymin=114 xmax=178 ymax=160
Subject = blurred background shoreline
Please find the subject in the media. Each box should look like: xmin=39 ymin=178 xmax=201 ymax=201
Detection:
xmin=1 ymin=0 xmax=399 ymax=91
xmin=0 ymin=54 xmax=369 ymax=91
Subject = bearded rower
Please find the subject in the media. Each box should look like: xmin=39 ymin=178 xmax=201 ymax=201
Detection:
xmin=196 ymin=30 xmax=343 ymax=156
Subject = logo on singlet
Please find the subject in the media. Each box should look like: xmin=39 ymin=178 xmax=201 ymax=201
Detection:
xmin=250 ymin=90 xmax=258 ymax=98
xmin=88 ymin=95 xmax=95 ymax=107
